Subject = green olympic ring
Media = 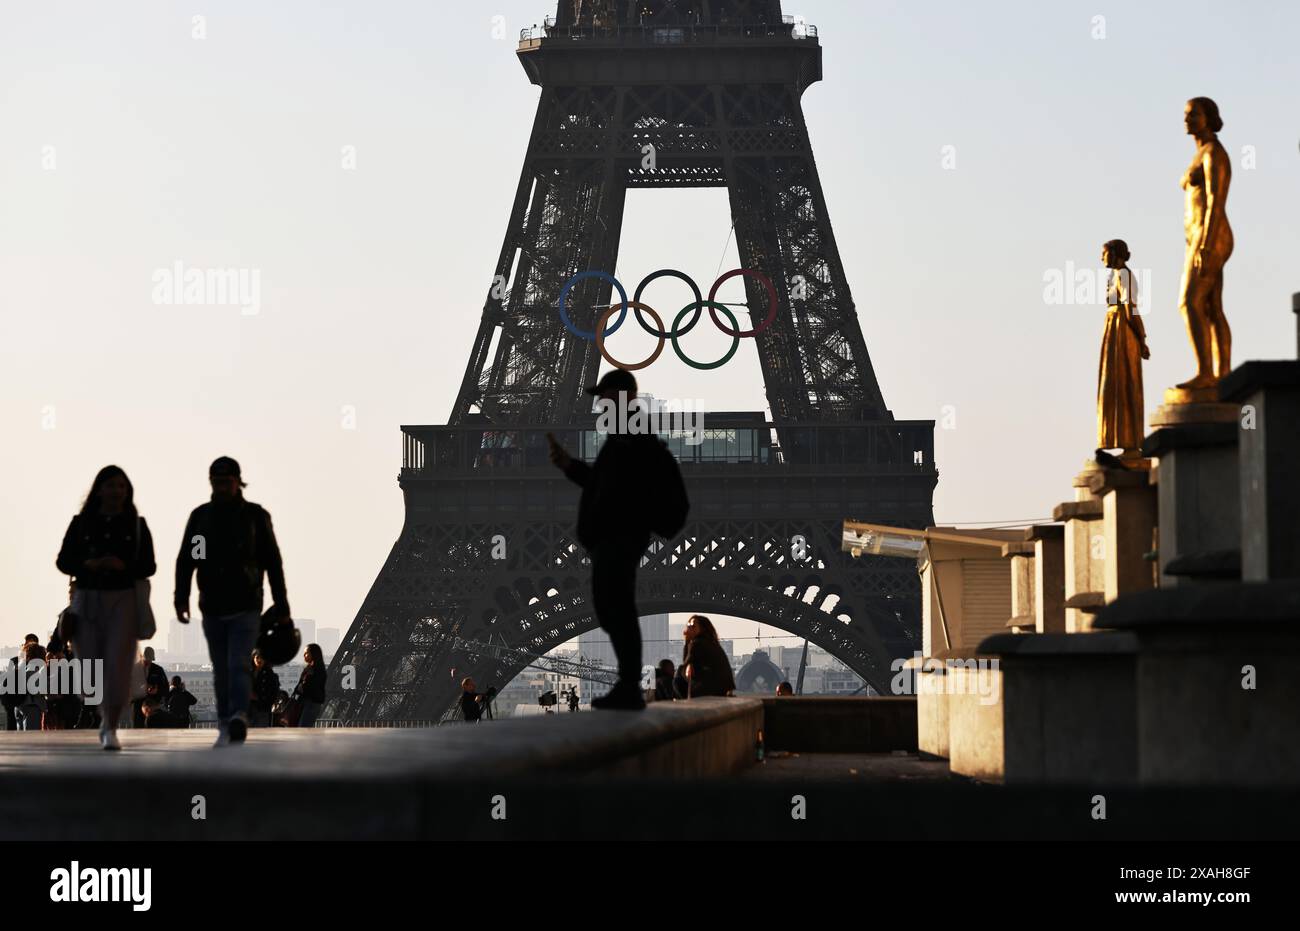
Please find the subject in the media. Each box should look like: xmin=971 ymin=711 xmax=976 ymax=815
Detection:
xmin=671 ymin=301 xmax=740 ymax=370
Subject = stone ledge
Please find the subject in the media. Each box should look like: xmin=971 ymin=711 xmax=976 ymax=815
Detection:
xmin=1024 ymin=523 xmax=1063 ymax=542
xmin=1149 ymin=401 xmax=1238 ymax=428
xmin=1064 ymin=592 xmax=1105 ymax=611
xmin=1094 ymin=580 xmax=1300 ymax=628
xmin=1164 ymin=548 xmax=1241 ymax=579
xmin=1141 ymin=422 xmax=1237 ymax=457
xmin=1086 ymin=467 xmax=1151 ymax=494
xmin=0 ymin=698 xmax=765 ymax=784
xmin=978 ymin=631 xmax=1138 ymax=656
xmin=1052 ymin=500 xmax=1103 ymax=521
xmin=1219 ymin=359 xmax=1300 ymax=401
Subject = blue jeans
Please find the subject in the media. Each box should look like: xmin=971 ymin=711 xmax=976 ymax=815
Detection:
xmin=202 ymin=610 xmax=261 ymax=723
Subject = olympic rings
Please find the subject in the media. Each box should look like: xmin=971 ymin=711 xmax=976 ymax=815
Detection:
xmin=707 ymin=268 xmax=778 ymax=338
xmin=595 ymin=301 xmax=667 ymax=371
xmin=559 ymin=270 xmax=629 ymax=341
xmin=672 ymin=301 xmax=741 ymax=370
xmin=557 ymin=267 xmax=778 ymax=370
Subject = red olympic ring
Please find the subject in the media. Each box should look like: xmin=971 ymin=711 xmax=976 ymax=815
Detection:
xmin=707 ymin=268 xmax=778 ymax=338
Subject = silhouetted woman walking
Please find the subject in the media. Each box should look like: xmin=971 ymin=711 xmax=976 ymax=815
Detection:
xmin=56 ymin=466 xmax=155 ymax=750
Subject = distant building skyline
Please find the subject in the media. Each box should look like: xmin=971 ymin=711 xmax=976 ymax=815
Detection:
xmin=577 ymin=613 xmax=669 ymax=701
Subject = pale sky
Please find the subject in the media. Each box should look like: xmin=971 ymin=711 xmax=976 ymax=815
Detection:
xmin=2 ymin=1 xmax=1298 ymax=648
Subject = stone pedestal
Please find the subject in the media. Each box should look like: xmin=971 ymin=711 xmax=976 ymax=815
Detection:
xmin=909 ymin=655 xmax=948 ymax=760
xmin=1001 ymin=541 xmax=1036 ymax=633
xmin=1086 ymin=466 xmax=1157 ymax=602
xmin=1095 ymin=582 xmax=1300 ymax=786
xmin=979 ymin=631 xmax=1137 ymax=785
xmin=1054 ymin=495 xmax=1104 ymax=633
xmin=1220 ymin=360 xmax=1300 ymax=581
xmin=1150 ymin=389 xmax=1238 ymax=429
xmin=945 ymin=657 xmax=1003 ymax=782
xmin=1024 ymin=524 xmax=1065 ymax=633
xmin=1142 ymin=423 xmax=1240 ymax=586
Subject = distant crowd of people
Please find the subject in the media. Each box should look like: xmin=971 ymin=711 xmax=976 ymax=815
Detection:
xmin=3 ymin=637 xmax=199 ymax=731
xmin=459 ymin=613 xmax=771 ymax=722
xmin=17 ymin=458 xmax=328 ymax=749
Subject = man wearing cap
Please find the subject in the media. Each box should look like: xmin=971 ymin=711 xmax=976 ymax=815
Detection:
xmin=548 ymin=369 xmax=683 ymax=710
xmin=175 ymin=457 xmax=290 ymax=745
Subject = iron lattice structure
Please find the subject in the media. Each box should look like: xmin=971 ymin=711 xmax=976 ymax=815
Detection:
xmin=327 ymin=0 xmax=937 ymax=721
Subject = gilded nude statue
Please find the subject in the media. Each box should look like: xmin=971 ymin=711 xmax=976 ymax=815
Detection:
xmin=1177 ymin=96 xmax=1233 ymax=390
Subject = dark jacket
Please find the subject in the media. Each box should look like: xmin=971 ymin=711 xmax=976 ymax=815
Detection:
xmin=654 ymin=670 xmax=681 ymax=701
xmin=683 ymin=637 xmax=736 ymax=698
xmin=166 ymin=687 xmax=198 ymax=721
xmin=174 ymin=497 xmax=287 ymax=616
xmin=1 ymin=658 xmax=21 ymax=711
xmin=460 ymin=690 xmax=484 ymax=723
xmin=252 ymin=666 xmax=280 ymax=711
xmin=57 ymin=513 xmax=156 ymax=591
xmin=143 ymin=661 xmax=169 ymax=698
xmin=562 ymin=432 xmax=668 ymax=551
xmin=295 ymin=665 xmax=327 ymax=704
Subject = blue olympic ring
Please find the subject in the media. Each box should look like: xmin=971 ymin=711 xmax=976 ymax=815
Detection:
xmin=558 ymin=270 xmax=629 ymax=341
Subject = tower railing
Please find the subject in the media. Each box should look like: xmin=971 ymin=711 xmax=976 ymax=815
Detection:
xmin=399 ymin=419 xmax=935 ymax=478
xmin=518 ymin=20 xmax=817 ymax=47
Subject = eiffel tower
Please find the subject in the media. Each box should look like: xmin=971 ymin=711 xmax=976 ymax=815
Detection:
xmin=326 ymin=0 xmax=938 ymax=721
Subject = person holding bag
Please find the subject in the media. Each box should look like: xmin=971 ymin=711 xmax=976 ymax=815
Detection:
xmin=175 ymin=457 xmax=291 ymax=747
xmin=56 ymin=465 xmax=156 ymax=750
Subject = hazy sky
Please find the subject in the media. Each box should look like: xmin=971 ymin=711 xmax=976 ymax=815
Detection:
xmin=2 ymin=0 xmax=1297 ymax=649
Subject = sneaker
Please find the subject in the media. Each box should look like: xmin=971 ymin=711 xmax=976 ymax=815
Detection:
xmin=99 ymin=729 xmax=121 ymax=751
xmin=591 ymin=684 xmax=646 ymax=711
xmin=228 ymin=714 xmax=248 ymax=743
xmin=213 ymin=729 xmax=230 ymax=748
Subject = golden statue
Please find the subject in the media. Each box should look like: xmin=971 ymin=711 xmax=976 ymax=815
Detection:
xmin=1097 ymin=239 xmax=1149 ymax=458
xmin=1176 ymin=96 xmax=1233 ymax=392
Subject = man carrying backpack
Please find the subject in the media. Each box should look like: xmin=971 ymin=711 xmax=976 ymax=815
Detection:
xmin=547 ymin=369 xmax=689 ymax=711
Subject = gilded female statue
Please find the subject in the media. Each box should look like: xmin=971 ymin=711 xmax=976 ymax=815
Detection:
xmin=1097 ymin=239 xmax=1149 ymax=457
xmin=1177 ymin=96 xmax=1233 ymax=390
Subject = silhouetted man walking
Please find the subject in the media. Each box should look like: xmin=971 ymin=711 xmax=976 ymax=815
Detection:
xmin=548 ymin=369 xmax=688 ymax=710
xmin=175 ymin=457 xmax=290 ymax=746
